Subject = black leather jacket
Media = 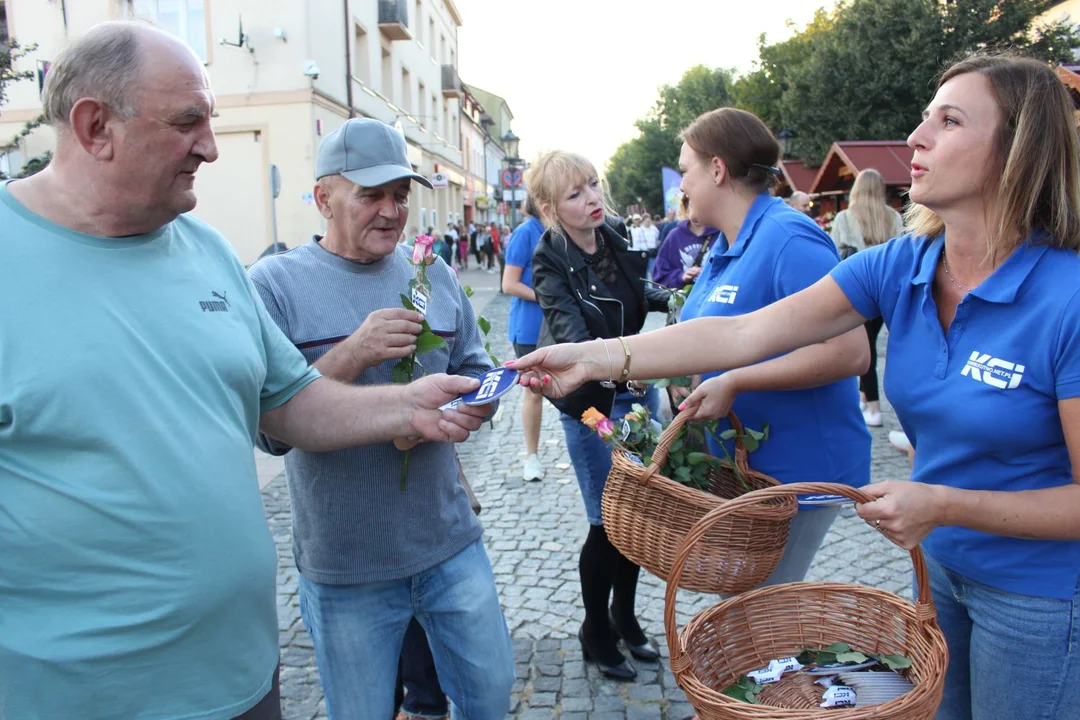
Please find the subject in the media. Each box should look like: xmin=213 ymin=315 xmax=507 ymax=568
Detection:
xmin=532 ymin=218 xmax=668 ymax=420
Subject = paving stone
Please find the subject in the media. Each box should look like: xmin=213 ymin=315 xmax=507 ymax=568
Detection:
xmin=628 ymin=684 xmax=664 ymax=702
xmin=592 ymin=693 xmax=628 ymax=712
xmin=532 ymin=675 xmax=560 ymax=693
xmin=627 ymin=705 xmax=663 ymax=720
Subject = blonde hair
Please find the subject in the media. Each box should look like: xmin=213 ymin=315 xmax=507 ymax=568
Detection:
xmin=675 ymin=193 xmax=690 ymax=221
xmin=905 ymin=53 xmax=1080 ymax=260
xmin=523 ymin=151 xmax=614 ymax=231
xmin=848 ymin=169 xmax=894 ymax=247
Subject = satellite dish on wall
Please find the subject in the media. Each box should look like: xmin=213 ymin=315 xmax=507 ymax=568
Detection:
xmin=220 ymin=15 xmax=254 ymax=54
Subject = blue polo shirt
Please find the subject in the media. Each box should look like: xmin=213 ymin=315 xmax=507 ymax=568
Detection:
xmin=832 ymin=234 xmax=1080 ymax=599
xmin=505 ymin=216 xmax=545 ymax=345
xmin=681 ymin=193 xmax=871 ymax=492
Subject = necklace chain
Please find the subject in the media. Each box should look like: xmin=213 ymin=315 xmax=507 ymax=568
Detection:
xmin=940 ymin=251 xmax=971 ymax=293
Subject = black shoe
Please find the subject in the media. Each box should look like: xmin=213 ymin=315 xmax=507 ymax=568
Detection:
xmin=609 ymin=612 xmax=660 ymax=662
xmin=578 ymin=626 xmax=636 ymax=680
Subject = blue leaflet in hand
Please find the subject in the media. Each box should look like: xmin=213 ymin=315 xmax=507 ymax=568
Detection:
xmin=441 ymin=368 xmax=520 ymax=410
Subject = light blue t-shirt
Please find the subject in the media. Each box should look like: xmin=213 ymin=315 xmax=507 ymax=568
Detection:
xmin=681 ymin=193 xmax=871 ymax=492
xmin=505 ymin=216 xmax=545 ymax=345
xmin=832 ymin=233 xmax=1080 ymax=599
xmin=0 ymin=183 xmax=320 ymax=719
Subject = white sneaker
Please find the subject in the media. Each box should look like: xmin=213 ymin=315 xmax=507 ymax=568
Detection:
xmin=862 ymin=409 xmax=882 ymax=427
xmin=523 ymin=454 xmax=544 ymax=482
xmin=889 ymin=431 xmax=912 ymax=454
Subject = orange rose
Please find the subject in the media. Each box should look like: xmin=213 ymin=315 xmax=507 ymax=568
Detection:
xmin=580 ymin=407 xmax=607 ymax=430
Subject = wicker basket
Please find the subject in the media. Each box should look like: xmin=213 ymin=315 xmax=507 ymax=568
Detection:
xmin=601 ymin=410 xmax=797 ymax=594
xmin=664 ymin=481 xmax=949 ymax=719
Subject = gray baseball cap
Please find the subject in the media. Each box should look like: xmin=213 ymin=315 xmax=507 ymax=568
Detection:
xmin=315 ymin=118 xmax=433 ymax=189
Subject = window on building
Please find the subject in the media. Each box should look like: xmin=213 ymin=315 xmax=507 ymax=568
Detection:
xmin=443 ymin=98 xmax=450 ymax=144
xmin=354 ymin=24 xmax=370 ymax=84
xmin=0 ymin=2 xmax=9 ymax=45
xmin=401 ymin=66 xmax=412 ymax=113
xmin=0 ymin=148 xmax=22 ymax=178
xmin=418 ymin=80 xmax=427 ymax=128
xmin=381 ymin=46 xmax=393 ymax=98
xmin=128 ymin=0 xmax=207 ymax=62
xmin=428 ymin=17 xmax=435 ymax=56
xmin=441 ymin=34 xmax=447 ymax=64
xmin=431 ymin=93 xmax=438 ymax=134
xmin=414 ymin=0 xmax=422 ymax=35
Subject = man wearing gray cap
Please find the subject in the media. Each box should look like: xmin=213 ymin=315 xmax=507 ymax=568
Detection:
xmin=0 ymin=23 xmax=489 ymax=720
xmin=248 ymin=118 xmax=514 ymax=720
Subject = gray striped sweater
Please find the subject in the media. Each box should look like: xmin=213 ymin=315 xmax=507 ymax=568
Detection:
xmin=248 ymin=238 xmax=490 ymax=583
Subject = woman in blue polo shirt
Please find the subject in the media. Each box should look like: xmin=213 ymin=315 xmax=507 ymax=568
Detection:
xmin=676 ymin=107 xmax=873 ymax=585
xmin=511 ymin=54 xmax=1080 ymax=720
xmin=503 ymin=197 xmax=548 ymax=482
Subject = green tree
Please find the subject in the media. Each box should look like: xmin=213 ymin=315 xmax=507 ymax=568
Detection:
xmin=607 ymin=65 xmax=735 ymax=213
xmin=747 ymin=0 xmax=1080 ymax=164
xmin=0 ymin=40 xmax=49 ymax=179
xmin=732 ymin=9 xmax=835 ymax=132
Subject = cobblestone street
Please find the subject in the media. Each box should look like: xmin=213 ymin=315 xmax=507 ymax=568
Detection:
xmin=263 ymin=291 xmax=914 ymax=720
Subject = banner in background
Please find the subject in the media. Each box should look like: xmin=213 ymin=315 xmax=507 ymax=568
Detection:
xmin=661 ymin=167 xmax=683 ymax=216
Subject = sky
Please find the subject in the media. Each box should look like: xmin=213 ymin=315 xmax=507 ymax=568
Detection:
xmin=455 ymin=0 xmax=839 ymax=171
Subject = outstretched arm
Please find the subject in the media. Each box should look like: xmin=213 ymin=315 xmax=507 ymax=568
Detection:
xmin=511 ymin=275 xmax=869 ymax=396
xmin=260 ymin=374 xmax=483 ymax=451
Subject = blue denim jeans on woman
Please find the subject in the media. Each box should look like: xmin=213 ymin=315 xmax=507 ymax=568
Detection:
xmin=559 ymin=387 xmax=661 ymax=525
xmin=921 ymin=553 xmax=1080 ymax=720
xmin=297 ymin=537 xmax=514 ymax=720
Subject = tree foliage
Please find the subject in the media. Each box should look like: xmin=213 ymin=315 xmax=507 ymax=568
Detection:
xmin=608 ymin=1 xmax=1080 ymax=201
xmin=0 ymin=40 xmax=49 ymax=179
xmin=607 ymin=66 xmax=735 ymax=213
xmin=736 ymin=0 xmax=1080 ymax=164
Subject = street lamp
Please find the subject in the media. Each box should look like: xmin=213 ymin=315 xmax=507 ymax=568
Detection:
xmin=501 ymin=129 xmax=522 ymax=230
xmin=777 ymin=128 xmax=796 ymax=159
xmin=501 ymin=129 xmax=520 ymax=163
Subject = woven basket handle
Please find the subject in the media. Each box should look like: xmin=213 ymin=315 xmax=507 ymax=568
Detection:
xmin=663 ymin=481 xmax=938 ymax=676
xmin=645 ymin=410 xmax=749 ymax=484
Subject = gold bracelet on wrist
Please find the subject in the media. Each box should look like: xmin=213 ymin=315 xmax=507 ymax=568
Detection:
xmin=617 ymin=336 xmax=632 ymax=380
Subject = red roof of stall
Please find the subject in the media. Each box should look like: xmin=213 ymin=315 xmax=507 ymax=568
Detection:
xmin=810 ymin=141 xmax=914 ymax=195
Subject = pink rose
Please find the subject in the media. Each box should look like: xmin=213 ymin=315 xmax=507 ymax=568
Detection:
xmin=596 ymin=418 xmax=616 ymax=440
xmin=412 ymin=234 xmax=435 ymax=265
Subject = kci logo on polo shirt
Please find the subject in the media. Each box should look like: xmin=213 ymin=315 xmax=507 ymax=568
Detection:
xmin=960 ymin=351 xmax=1025 ymax=389
xmin=708 ymin=284 xmax=739 ymax=304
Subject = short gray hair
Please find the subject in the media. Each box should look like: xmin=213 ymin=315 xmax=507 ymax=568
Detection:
xmin=42 ymin=22 xmax=144 ymax=126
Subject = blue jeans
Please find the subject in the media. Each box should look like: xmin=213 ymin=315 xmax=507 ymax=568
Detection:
xmin=921 ymin=553 xmax=1080 ymax=720
xmin=298 ymin=538 xmax=514 ymax=720
xmin=559 ymin=387 xmax=661 ymax=525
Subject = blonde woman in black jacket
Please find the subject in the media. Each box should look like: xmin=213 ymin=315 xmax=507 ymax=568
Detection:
xmin=527 ymin=151 xmax=668 ymax=680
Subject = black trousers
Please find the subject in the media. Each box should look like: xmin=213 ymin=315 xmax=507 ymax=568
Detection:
xmin=394 ymin=618 xmax=448 ymax=717
xmin=860 ymin=315 xmax=885 ymax=403
xmin=233 ymin=666 xmax=281 ymax=720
